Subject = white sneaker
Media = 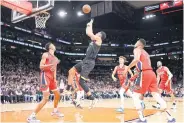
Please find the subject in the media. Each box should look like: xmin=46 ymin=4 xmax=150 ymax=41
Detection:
xmin=51 ymin=111 xmax=64 ymax=117
xmin=27 ymin=116 xmax=40 ymax=123
xmin=89 ymin=99 xmax=98 ymax=109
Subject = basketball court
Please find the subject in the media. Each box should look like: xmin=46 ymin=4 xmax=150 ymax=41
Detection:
xmin=1 ymin=98 xmax=184 ymax=123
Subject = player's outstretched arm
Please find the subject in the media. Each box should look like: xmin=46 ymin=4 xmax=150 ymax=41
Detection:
xmin=86 ymin=19 xmax=98 ymax=40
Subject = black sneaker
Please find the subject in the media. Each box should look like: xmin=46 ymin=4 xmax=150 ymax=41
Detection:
xmin=152 ymin=104 xmax=160 ymax=109
xmin=89 ymin=99 xmax=98 ymax=109
xmin=76 ymin=104 xmax=83 ymax=109
xmin=72 ymin=100 xmax=77 ymax=107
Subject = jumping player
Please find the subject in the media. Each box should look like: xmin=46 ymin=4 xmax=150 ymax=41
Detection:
xmin=153 ymin=61 xmax=176 ymax=109
xmin=27 ymin=43 xmax=63 ymax=122
xmin=112 ymin=56 xmax=133 ymax=112
xmin=66 ymin=19 xmax=106 ymax=108
xmin=123 ymin=39 xmax=175 ymax=123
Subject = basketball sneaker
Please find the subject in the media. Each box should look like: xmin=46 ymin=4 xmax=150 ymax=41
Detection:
xmin=89 ymin=99 xmax=98 ymax=109
xmin=116 ymin=107 xmax=124 ymax=113
xmin=72 ymin=100 xmax=77 ymax=106
xmin=136 ymin=119 xmax=147 ymax=123
xmin=72 ymin=100 xmax=83 ymax=109
xmin=152 ymin=102 xmax=160 ymax=109
xmin=168 ymin=118 xmax=176 ymax=123
xmin=51 ymin=110 xmax=64 ymax=117
xmin=27 ymin=116 xmax=40 ymax=123
xmin=171 ymin=102 xmax=176 ymax=110
xmin=76 ymin=104 xmax=83 ymax=109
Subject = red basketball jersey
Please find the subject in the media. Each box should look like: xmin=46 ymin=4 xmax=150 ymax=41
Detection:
xmin=156 ymin=66 xmax=169 ymax=82
xmin=135 ymin=49 xmax=153 ymax=71
xmin=116 ymin=65 xmax=127 ymax=84
xmin=42 ymin=52 xmax=58 ymax=79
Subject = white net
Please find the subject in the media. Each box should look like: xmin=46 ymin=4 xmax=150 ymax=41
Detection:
xmin=35 ymin=11 xmax=50 ymax=28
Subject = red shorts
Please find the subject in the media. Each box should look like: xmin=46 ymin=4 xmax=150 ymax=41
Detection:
xmin=134 ymin=70 xmax=159 ymax=94
xmin=40 ymin=72 xmax=57 ymax=92
xmin=120 ymin=79 xmax=129 ymax=91
xmin=159 ymin=81 xmax=173 ymax=94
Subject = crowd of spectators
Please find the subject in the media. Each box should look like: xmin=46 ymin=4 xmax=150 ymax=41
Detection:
xmin=1 ymin=53 xmax=183 ymax=104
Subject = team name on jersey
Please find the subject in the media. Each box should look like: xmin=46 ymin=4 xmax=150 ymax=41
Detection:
xmin=117 ymin=71 xmax=124 ymax=74
xmin=158 ymin=71 xmax=165 ymax=76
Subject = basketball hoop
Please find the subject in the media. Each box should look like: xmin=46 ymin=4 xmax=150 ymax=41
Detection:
xmin=35 ymin=11 xmax=50 ymax=29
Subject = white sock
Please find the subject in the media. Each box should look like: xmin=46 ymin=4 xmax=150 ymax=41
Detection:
xmin=126 ymin=89 xmax=133 ymax=97
xmin=119 ymin=88 xmax=125 ymax=108
xmin=30 ymin=112 xmax=36 ymax=118
xmin=76 ymin=91 xmax=81 ymax=105
xmin=54 ymin=108 xmax=57 ymax=112
xmin=138 ymin=110 xmax=146 ymax=121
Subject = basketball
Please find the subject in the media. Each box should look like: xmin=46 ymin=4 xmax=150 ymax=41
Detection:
xmin=82 ymin=4 xmax=91 ymax=14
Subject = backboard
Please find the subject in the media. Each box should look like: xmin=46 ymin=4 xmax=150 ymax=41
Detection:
xmin=11 ymin=0 xmax=54 ymax=23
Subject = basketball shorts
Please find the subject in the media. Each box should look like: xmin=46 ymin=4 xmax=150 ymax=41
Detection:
xmin=134 ymin=70 xmax=159 ymax=94
xmin=120 ymin=77 xmax=129 ymax=91
xmin=159 ymin=81 xmax=173 ymax=94
xmin=40 ymin=72 xmax=57 ymax=92
xmin=74 ymin=59 xmax=95 ymax=80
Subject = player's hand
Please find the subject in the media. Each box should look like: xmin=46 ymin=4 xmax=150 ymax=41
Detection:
xmin=90 ymin=19 xmax=94 ymax=23
xmin=87 ymin=19 xmax=94 ymax=26
xmin=165 ymin=82 xmax=169 ymax=86
xmin=112 ymin=77 xmax=117 ymax=82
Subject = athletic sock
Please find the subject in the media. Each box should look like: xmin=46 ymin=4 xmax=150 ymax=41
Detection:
xmin=54 ymin=108 xmax=57 ymax=112
xmin=120 ymin=105 xmax=124 ymax=109
xmin=30 ymin=112 xmax=36 ymax=118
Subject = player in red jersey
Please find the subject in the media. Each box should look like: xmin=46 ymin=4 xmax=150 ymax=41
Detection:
xmin=123 ymin=39 xmax=175 ymax=123
xmin=27 ymin=43 xmax=64 ymax=123
xmin=153 ymin=61 xmax=176 ymax=109
xmin=72 ymin=71 xmax=83 ymax=109
xmin=112 ymin=56 xmax=133 ymax=112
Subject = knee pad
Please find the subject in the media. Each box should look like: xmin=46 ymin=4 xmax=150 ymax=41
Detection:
xmin=152 ymin=92 xmax=167 ymax=109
